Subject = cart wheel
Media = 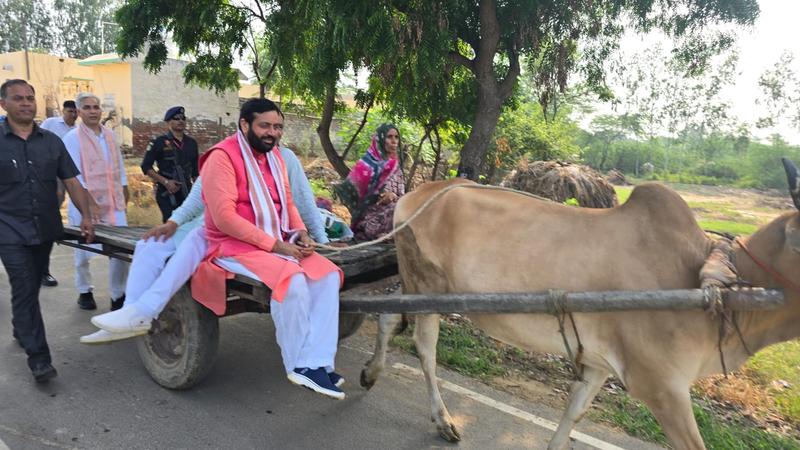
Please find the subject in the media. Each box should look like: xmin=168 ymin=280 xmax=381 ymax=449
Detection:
xmin=338 ymin=313 xmax=365 ymax=341
xmin=137 ymin=285 xmax=219 ymax=390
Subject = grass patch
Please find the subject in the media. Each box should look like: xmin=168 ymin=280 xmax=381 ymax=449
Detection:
xmin=391 ymin=320 xmax=506 ymax=380
xmin=594 ymin=395 xmax=799 ymax=449
xmin=746 ymin=341 xmax=800 ymax=422
xmin=697 ymin=219 xmax=759 ymax=236
xmin=614 ymin=186 xmax=633 ymax=204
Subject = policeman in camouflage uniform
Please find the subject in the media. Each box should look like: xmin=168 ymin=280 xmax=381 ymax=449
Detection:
xmin=141 ymin=106 xmax=199 ymax=222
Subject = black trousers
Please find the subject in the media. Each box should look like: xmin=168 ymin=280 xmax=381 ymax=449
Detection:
xmin=0 ymin=241 xmax=53 ymax=369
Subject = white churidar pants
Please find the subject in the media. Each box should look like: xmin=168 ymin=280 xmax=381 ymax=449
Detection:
xmin=74 ymin=246 xmax=129 ymax=300
xmin=215 ymin=257 xmax=340 ymax=374
xmin=125 ymin=227 xmax=207 ymax=318
xmin=69 ymin=207 xmax=129 ymax=299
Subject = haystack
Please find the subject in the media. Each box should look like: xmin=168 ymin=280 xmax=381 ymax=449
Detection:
xmin=501 ymin=161 xmax=618 ymax=208
xmin=606 ymin=169 xmax=630 ymax=186
xmin=304 ymin=158 xmax=342 ymax=185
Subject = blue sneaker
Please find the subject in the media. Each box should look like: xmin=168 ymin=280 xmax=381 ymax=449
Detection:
xmin=328 ymin=371 xmax=345 ymax=388
xmin=288 ymin=367 xmax=345 ymax=400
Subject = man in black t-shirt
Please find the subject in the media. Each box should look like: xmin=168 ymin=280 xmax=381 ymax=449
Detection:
xmin=0 ymin=79 xmax=95 ymax=382
xmin=140 ymin=106 xmax=199 ymax=222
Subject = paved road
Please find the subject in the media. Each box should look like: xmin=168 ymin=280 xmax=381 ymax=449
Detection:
xmin=0 ymin=244 xmax=663 ymax=450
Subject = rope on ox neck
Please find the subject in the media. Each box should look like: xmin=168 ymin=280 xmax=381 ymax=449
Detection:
xmin=314 ymin=183 xmax=554 ymax=253
xmin=735 ymin=236 xmax=800 ymax=295
xmin=703 ymin=234 xmax=761 ymax=377
xmin=546 ymin=289 xmax=585 ymax=381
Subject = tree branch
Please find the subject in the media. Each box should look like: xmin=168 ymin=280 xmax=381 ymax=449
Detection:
xmin=316 ymin=82 xmax=350 ymax=178
xmin=449 ymin=50 xmax=474 ymax=70
xmin=498 ymin=44 xmax=520 ymax=99
xmin=342 ymin=95 xmax=374 ymax=160
xmin=431 ymin=125 xmax=443 ymax=181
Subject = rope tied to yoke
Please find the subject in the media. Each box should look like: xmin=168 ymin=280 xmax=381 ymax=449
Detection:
xmin=546 ymin=289 xmax=585 ymax=381
xmin=700 ymin=232 xmax=754 ymax=377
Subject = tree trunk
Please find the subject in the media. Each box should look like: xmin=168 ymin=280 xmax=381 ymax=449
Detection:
xmin=316 ymin=82 xmax=350 ymax=178
xmin=455 ymin=0 xmax=519 ymax=181
xmin=431 ymin=126 xmax=443 ymax=181
xmin=457 ymin=96 xmax=503 ymax=180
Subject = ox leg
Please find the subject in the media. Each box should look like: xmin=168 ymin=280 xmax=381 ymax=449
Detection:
xmin=637 ymin=386 xmax=705 ymax=450
xmin=414 ymin=314 xmax=461 ymax=442
xmin=547 ymin=366 xmax=608 ymax=450
xmin=361 ymin=313 xmax=404 ymax=389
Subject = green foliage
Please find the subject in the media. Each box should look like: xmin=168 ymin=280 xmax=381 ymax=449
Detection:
xmin=0 ymin=0 xmax=120 ymax=58
xmin=56 ymin=0 xmax=122 ymax=58
xmin=309 ymin=178 xmax=332 ymax=199
xmin=0 ymin=0 xmax=53 ymax=53
xmin=489 ymin=99 xmax=581 ymax=171
xmin=113 ymin=0 xmax=760 ymax=179
xmin=115 ymin=0 xmax=249 ymax=94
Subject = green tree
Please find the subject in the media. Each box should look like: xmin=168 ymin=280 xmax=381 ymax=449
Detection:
xmin=0 ymin=0 xmax=54 ymax=54
xmin=55 ymin=0 xmax=122 ymax=58
xmin=755 ymin=51 xmax=800 ymax=132
xmin=114 ymin=0 xmax=759 ymax=181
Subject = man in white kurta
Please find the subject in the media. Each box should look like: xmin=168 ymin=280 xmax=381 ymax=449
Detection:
xmin=62 ymin=93 xmax=129 ymax=311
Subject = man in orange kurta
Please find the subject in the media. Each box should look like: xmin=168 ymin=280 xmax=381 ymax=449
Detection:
xmin=192 ymin=98 xmax=345 ymax=399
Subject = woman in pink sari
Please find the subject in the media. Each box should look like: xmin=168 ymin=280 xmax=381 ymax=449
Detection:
xmin=335 ymin=124 xmax=404 ymax=241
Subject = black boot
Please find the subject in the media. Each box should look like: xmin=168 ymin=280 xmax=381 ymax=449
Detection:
xmin=77 ymin=292 xmax=97 ymax=310
xmin=31 ymin=362 xmax=58 ymax=383
xmin=110 ymin=295 xmax=125 ymax=311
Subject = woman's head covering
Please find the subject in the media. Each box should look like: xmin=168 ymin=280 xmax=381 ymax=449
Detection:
xmin=334 ymin=123 xmax=402 ymax=226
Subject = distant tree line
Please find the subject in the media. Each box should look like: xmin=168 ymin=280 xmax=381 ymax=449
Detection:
xmin=0 ymin=0 xmax=121 ymax=59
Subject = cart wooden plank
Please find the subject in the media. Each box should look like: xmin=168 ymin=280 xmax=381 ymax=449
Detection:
xmin=59 ymin=224 xmax=399 ymax=315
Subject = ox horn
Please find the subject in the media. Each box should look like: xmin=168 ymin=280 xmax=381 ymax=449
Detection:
xmin=783 ymin=158 xmax=800 ymax=211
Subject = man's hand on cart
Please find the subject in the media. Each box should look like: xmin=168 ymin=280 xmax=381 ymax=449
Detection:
xmin=143 ymin=220 xmax=178 ymax=242
xmin=80 ymin=216 xmax=95 ymax=244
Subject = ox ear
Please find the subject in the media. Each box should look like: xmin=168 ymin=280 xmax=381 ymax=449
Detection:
xmin=783 ymin=158 xmax=800 ymax=210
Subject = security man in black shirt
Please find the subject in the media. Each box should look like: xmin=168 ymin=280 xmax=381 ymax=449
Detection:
xmin=0 ymin=79 xmax=95 ymax=382
xmin=140 ymin=106 xmax=199 ymax=222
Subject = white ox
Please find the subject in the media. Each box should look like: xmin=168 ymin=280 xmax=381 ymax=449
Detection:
xmin=360 ymin=160 xmax=800 ymax=449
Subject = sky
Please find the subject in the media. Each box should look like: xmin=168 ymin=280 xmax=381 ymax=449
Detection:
xmin=725 ymin=0 xmax=800 ymax=142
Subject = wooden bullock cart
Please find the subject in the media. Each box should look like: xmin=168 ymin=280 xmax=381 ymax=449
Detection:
xmin=60 ymin=225 xmax=398 ymax=390
xmin=60 ymin=225 xmax=785 ymax=390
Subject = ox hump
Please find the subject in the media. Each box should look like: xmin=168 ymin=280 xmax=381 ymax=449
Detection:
xmin=623 ymin=182 xmax=698 ymax=228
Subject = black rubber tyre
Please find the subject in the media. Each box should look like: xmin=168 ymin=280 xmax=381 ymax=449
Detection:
xmin=137 ymin=285 xmax=219 ymax=390
xmin=338 ymin=313 xmax=365 ymax=341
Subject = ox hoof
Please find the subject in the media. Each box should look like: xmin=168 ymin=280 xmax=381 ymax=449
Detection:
xmin=438 ymin=422 xmax=461 ymax=442
xmin=360 ymin=368 xmax=376 ymax=390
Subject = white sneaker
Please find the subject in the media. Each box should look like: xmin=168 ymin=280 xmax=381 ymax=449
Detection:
xmin=91 ymin=305 xmax=153 ymax=333
xmin=79 ymin=328 xmax=147 ymax=345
